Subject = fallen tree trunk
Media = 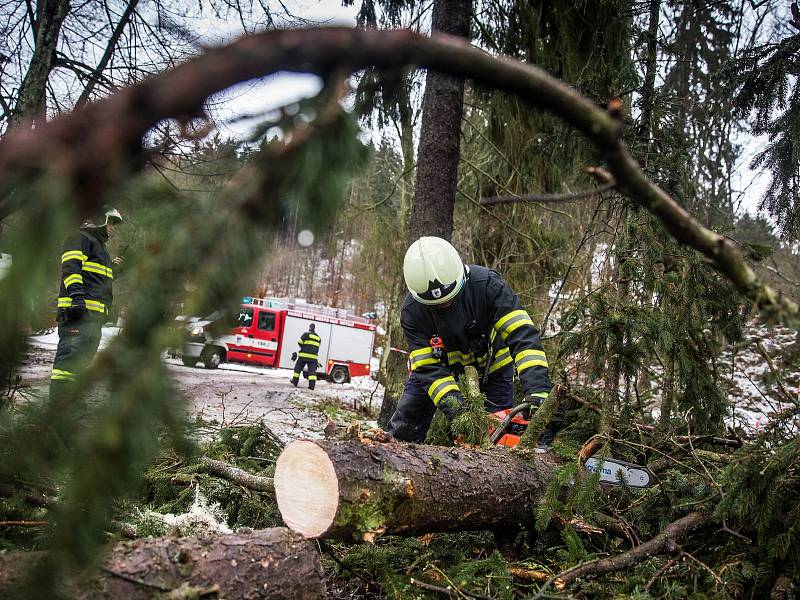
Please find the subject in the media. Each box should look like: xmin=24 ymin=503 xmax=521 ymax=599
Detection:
xmin=0 ymin=528 xmax=325 ymax=599
xmin=273 ymin=439 xmax=557 ymax=541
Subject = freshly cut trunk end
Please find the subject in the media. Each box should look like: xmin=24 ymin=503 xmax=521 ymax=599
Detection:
xmin=275 ymin=439 xmax=558 ymax=542
xmin=274 ymin=440 xmax=339 ymax=537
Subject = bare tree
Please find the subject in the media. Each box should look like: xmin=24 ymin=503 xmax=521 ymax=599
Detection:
xmin=0 ymin=0 xmax=296 ymax=131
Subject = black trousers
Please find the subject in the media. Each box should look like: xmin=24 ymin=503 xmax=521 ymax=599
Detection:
xmin=387 ymin=363 xmax=515 ymax=443
xmin=291 ymin=357 xmax=318 ymax=389
xmin=49 ymin=312 xmax=103 ymax=402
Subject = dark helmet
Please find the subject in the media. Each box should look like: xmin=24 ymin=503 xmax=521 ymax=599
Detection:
xmin=82 ymin=205 xmax=123 ymax=228
xmin=309 ymin=323 xmax=316 ymax=332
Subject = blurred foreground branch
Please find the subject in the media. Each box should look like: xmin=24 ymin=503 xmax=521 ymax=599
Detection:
xmin=0 ymin=27 xmax=794 ymax=320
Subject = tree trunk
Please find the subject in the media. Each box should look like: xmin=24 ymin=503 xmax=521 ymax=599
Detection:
xmin=405 ymin=0 xmax=472 ymax=243
xmin=376 ymin=0 xmax=472 ymax=426
xmin=10 ymin=0 xmax=71 ymax=127
xmin=273 ymin=439 xmax=557 ymax=542
xmin=0 ymin=528 xmax=325 ymax=599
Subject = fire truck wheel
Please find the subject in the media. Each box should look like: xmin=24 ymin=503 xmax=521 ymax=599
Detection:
xmin=181 ymin=356 xmax=198 ymax=368
xmin=330 ymin=365 xmax=349 ymax=385
xmin=203 ymin=348 xmax=223 ymax=370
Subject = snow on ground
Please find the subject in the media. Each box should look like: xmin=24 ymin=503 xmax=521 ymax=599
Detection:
xmin=720 ymin=322 xmax=799 ymax=434
xmin=15 ymin=341 xmax=384 ymax=445
xmin=634 ymin=321 xmax=798 ymax=435
xmin=139 ymin=484 xmax=233 ymax=535
xmin=16 ymin=319 xmax=797 ymax=441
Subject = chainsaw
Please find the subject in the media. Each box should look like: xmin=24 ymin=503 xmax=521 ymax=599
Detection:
xmin=488 ymin=403 xmax=654 ymax=488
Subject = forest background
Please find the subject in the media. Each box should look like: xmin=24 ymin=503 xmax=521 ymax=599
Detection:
xmin=1 ymin=0 xmax=799 ymax=598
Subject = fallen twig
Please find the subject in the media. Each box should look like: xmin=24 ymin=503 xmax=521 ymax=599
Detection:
xmin=534 ymin=511 xmax=711 ymax=596
xmin=0 ymin=520 xmax=46 ymax=527
xmin=410 ymin=577 xmax=495 ymax=600
xmin=198 ymin=457 xmax=274 ymax=493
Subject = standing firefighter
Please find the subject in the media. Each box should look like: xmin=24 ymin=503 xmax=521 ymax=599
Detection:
xmin=290 ymin=323 xmax=321 ymax=390
xmin=50 ymin=205 xmax=123 ymax=402
xmin=386 ymin=236 xmax=553 ymax=444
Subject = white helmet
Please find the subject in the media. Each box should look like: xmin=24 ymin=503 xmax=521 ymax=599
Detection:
xmin=403 ymin=237 xmax=466 ymax=306
xmin=82 ymin=205 xmax=124 ymax=228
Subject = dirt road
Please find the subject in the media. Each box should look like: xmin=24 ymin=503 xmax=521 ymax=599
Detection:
xmin=16 ymin=338 xmax=383 ymax=443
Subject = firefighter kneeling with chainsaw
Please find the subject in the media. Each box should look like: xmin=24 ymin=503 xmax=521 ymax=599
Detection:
xmin=386 ymin=236 xmax=555 ymax=445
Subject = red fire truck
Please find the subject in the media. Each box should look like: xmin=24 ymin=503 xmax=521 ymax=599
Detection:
xmin=179 ymin=297 xmax=376 ymax=384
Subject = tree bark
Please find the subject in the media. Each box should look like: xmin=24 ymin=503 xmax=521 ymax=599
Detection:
xmin=0 ymin=528 xmax=325 ymax=599
xmin=377 ymin=0 xmax=472 ymax=425
xmin=10 ymin=0 xmax=71 ymax=127
xmin=273 ymin=439 xmax=557 ymax=542
xmin=405 ymin=0 xmax=472 ymax=243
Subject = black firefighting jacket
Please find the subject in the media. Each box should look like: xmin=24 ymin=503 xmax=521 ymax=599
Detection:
xmin=57 ymin=228 xmax=113 ymax=317
xmin=402 ymin=265 xmax=552 ymax=407
xmin=297 ymin=330 xmax=322 ymax=360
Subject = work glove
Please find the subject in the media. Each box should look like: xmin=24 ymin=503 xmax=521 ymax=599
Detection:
xmin=438 ymin=395 xmax=465 ymax=421
xmin=291 ymin=352 xmax=297 ymax=361
xmin=67 ymin=295 xmax=86 ymax=321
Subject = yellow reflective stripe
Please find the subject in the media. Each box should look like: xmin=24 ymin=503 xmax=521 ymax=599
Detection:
xmin=494 ymin=310 xmax=535 ymax=340
xmin=446 ymin=350 xmax=473 ymax=365
xmin=308 ymin=375 xmax=318 ymax=380
xmin=84 ymin=299 xmax=107 ymax=313
xmin=488 ymin=348 xmax=513 ymax=374
xmin=308 ymin=334 xmax=320 ymax=341
xmin=61 ymin=251 xmax=87 ymax=263
xmin=489 ymin=355 xmax=513 ymax=374
xmin=432 ymin=384 xmax=460 ymax=405
xmin=304 ymin=339 xmax=320 ymax=347
xmin=515 ymin=349 xmax=546 ymax=362
xmin=515 ymin=349 xmax=548 ymax=373
xmin=298 ymin=352 xmax=318 ymax=359
xmin=57 ymin=297 xmax=73 ymax=307
xmin=428 ymin=376 xmax=459 ymax=405
xmin=530 ymin=391 xmax=549 ymax=399
xmin=410 ymin=347 xmax=440 ymax=370
xmin=64 ymin=274 xmax=83 ymax=288
xmin=411 ymin=357 xmax=439 ymax=370
xmin=51 ymin=368 xmax=76 ymax=381
xmin=83 ymin=262 xmax=113 ymax=278
xmin=494 ymin=309 xmax=527 ymax=331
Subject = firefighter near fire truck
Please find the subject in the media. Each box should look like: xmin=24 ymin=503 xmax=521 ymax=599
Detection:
xmin=290 ymin=323 xmax=321 ymax=390
xmin=50 ymin=205 xmax=123 ymax=404
xmin=385 ymin=236 xmax=555 ymax=444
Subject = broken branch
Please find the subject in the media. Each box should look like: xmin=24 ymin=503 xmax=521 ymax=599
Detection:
xmin=546 ymin=511 xmax=711 ymax=591
xmin=198 ymin=457 xmax=274 ymax=493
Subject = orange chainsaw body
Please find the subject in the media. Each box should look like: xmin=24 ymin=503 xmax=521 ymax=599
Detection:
xmin=489 ymin=408 xmax=529 ymax=447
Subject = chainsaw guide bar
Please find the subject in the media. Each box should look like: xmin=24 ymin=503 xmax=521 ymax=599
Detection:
xmin=583 ymin=457 xmax=654 ymax=488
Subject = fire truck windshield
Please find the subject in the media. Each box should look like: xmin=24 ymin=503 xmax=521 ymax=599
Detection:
xmin=236 ymin=307 xmax=254 ymax=327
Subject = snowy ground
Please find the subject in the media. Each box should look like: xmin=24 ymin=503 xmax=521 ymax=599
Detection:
xmin=16 ymin=333 xmax=384 ymax=444
xmin=15 ymin=320 xmax=798 ymax=441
